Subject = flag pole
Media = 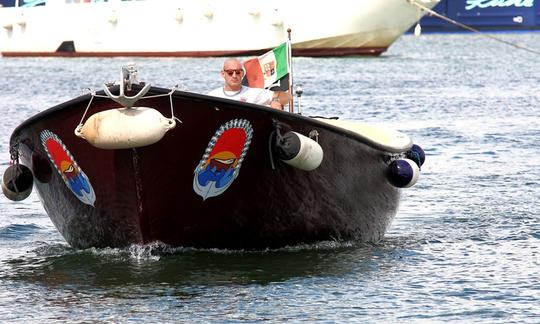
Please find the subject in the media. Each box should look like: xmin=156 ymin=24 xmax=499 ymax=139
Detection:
xmin=287 ymin=28 xmax=294 ymax=113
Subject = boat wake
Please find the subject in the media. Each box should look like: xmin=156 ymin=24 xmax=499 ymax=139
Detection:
xmin=84 ymin=239 xmax=366 ymax=261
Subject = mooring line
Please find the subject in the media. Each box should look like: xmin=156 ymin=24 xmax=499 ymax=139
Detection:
xmin=409 ymin=0 xmax=540 ymax=56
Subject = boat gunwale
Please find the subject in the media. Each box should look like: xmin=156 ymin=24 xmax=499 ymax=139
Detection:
xmin=9 ymin=85 xmax=411 ymax=155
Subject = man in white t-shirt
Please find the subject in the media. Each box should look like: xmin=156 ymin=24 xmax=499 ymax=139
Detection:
xmin=207 ymin=58 xmax=292 ymax=110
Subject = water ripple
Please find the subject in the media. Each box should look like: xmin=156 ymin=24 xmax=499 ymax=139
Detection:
xmin=1 ymin=32 xmax=540 ymax=322
xmin=0 ymin=223 xmax=42 ymax=240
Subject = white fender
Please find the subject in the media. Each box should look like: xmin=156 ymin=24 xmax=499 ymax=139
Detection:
xmin=16 ymin=15 xmax=26 ymax=27
xmin=248 ymin=7 xmax=260 ymax=16
xmin=281 ymin=132 xmax=323 ymax=171
xmin=270 ymin=9 xmax=283 ymax=26
xmin=108 ymin=10 xmax=118 ymax=24
xmin=76 ymin=107 xmax=176 ymax=149
xmin=175 ymin=8 xmax=183 ymax=22
xmin=2 ymin=164 xmax=33 ymax=201
xmin=204 ymin=6 xmax=213 ymax=18
xmin=387 ymin=158 xmax=420 ymax=188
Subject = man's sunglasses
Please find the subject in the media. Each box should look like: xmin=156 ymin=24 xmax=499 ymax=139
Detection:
xmin=224 ymin=69 xmax=244 ymax=76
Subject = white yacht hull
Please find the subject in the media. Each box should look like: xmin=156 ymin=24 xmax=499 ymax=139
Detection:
xmin=0 ymin=0 xmax=437 ymax=57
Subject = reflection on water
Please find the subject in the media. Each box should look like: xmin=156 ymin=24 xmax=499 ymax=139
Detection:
xmin=5 ymin=241 xmax=398 ymax=288
xmin=1 ymin=240 xmax=420 ymax=322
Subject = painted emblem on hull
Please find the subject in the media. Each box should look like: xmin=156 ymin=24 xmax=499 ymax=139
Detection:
xmin=193 ymin=119 xmax=253 ymax=200
xmin=40 ymin=130 xmax=96 ymax=206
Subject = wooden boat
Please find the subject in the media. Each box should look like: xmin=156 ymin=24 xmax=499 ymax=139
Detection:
xmin=2 ymin=65 xmax=425 ymax=249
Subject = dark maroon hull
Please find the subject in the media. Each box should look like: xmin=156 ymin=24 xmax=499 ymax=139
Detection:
xmin=10 ymin=86 xmax=402 ymax=249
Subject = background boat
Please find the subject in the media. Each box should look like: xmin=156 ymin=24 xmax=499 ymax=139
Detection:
xmin=419 ymin=0 xmax=540 ymax=32
xmin=0 ymin=0 xmax=438 ymax=57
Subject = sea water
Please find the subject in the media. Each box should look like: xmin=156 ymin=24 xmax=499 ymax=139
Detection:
xmin=0 ymin=33 xmax=539 ymax=323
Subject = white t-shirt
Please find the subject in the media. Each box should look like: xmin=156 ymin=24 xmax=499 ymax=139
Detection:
xmin=207 ymin=86 xmax=274 ymax=106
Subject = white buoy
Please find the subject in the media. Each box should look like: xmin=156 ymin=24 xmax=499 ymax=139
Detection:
xmin=76 ymin=107 xmax=176 ymax=149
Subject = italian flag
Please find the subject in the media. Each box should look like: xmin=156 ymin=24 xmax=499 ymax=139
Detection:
xmin=243 ymin=42 xmax=290 ymax=91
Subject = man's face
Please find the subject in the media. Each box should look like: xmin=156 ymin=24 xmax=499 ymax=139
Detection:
xmin=222 ymin=61 xmax=244 ymax=88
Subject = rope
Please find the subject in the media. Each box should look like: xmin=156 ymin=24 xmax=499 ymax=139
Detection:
xmin=268 ymin=119 xmax=285 ymax=170
xmin=168 ymin=86 xmax=182 ymax=124
xmin=409 ymin=0 xmax=540 ymax=56
xmin=120 ymin=86 xmax=182 ymax=122
xmin=9 ymin=143 xmax=19 ymax=164
xmin=76 ymin=89 xmax=96 ymax=130
xmin=268 ymin=130 xmax=276 ymax=170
